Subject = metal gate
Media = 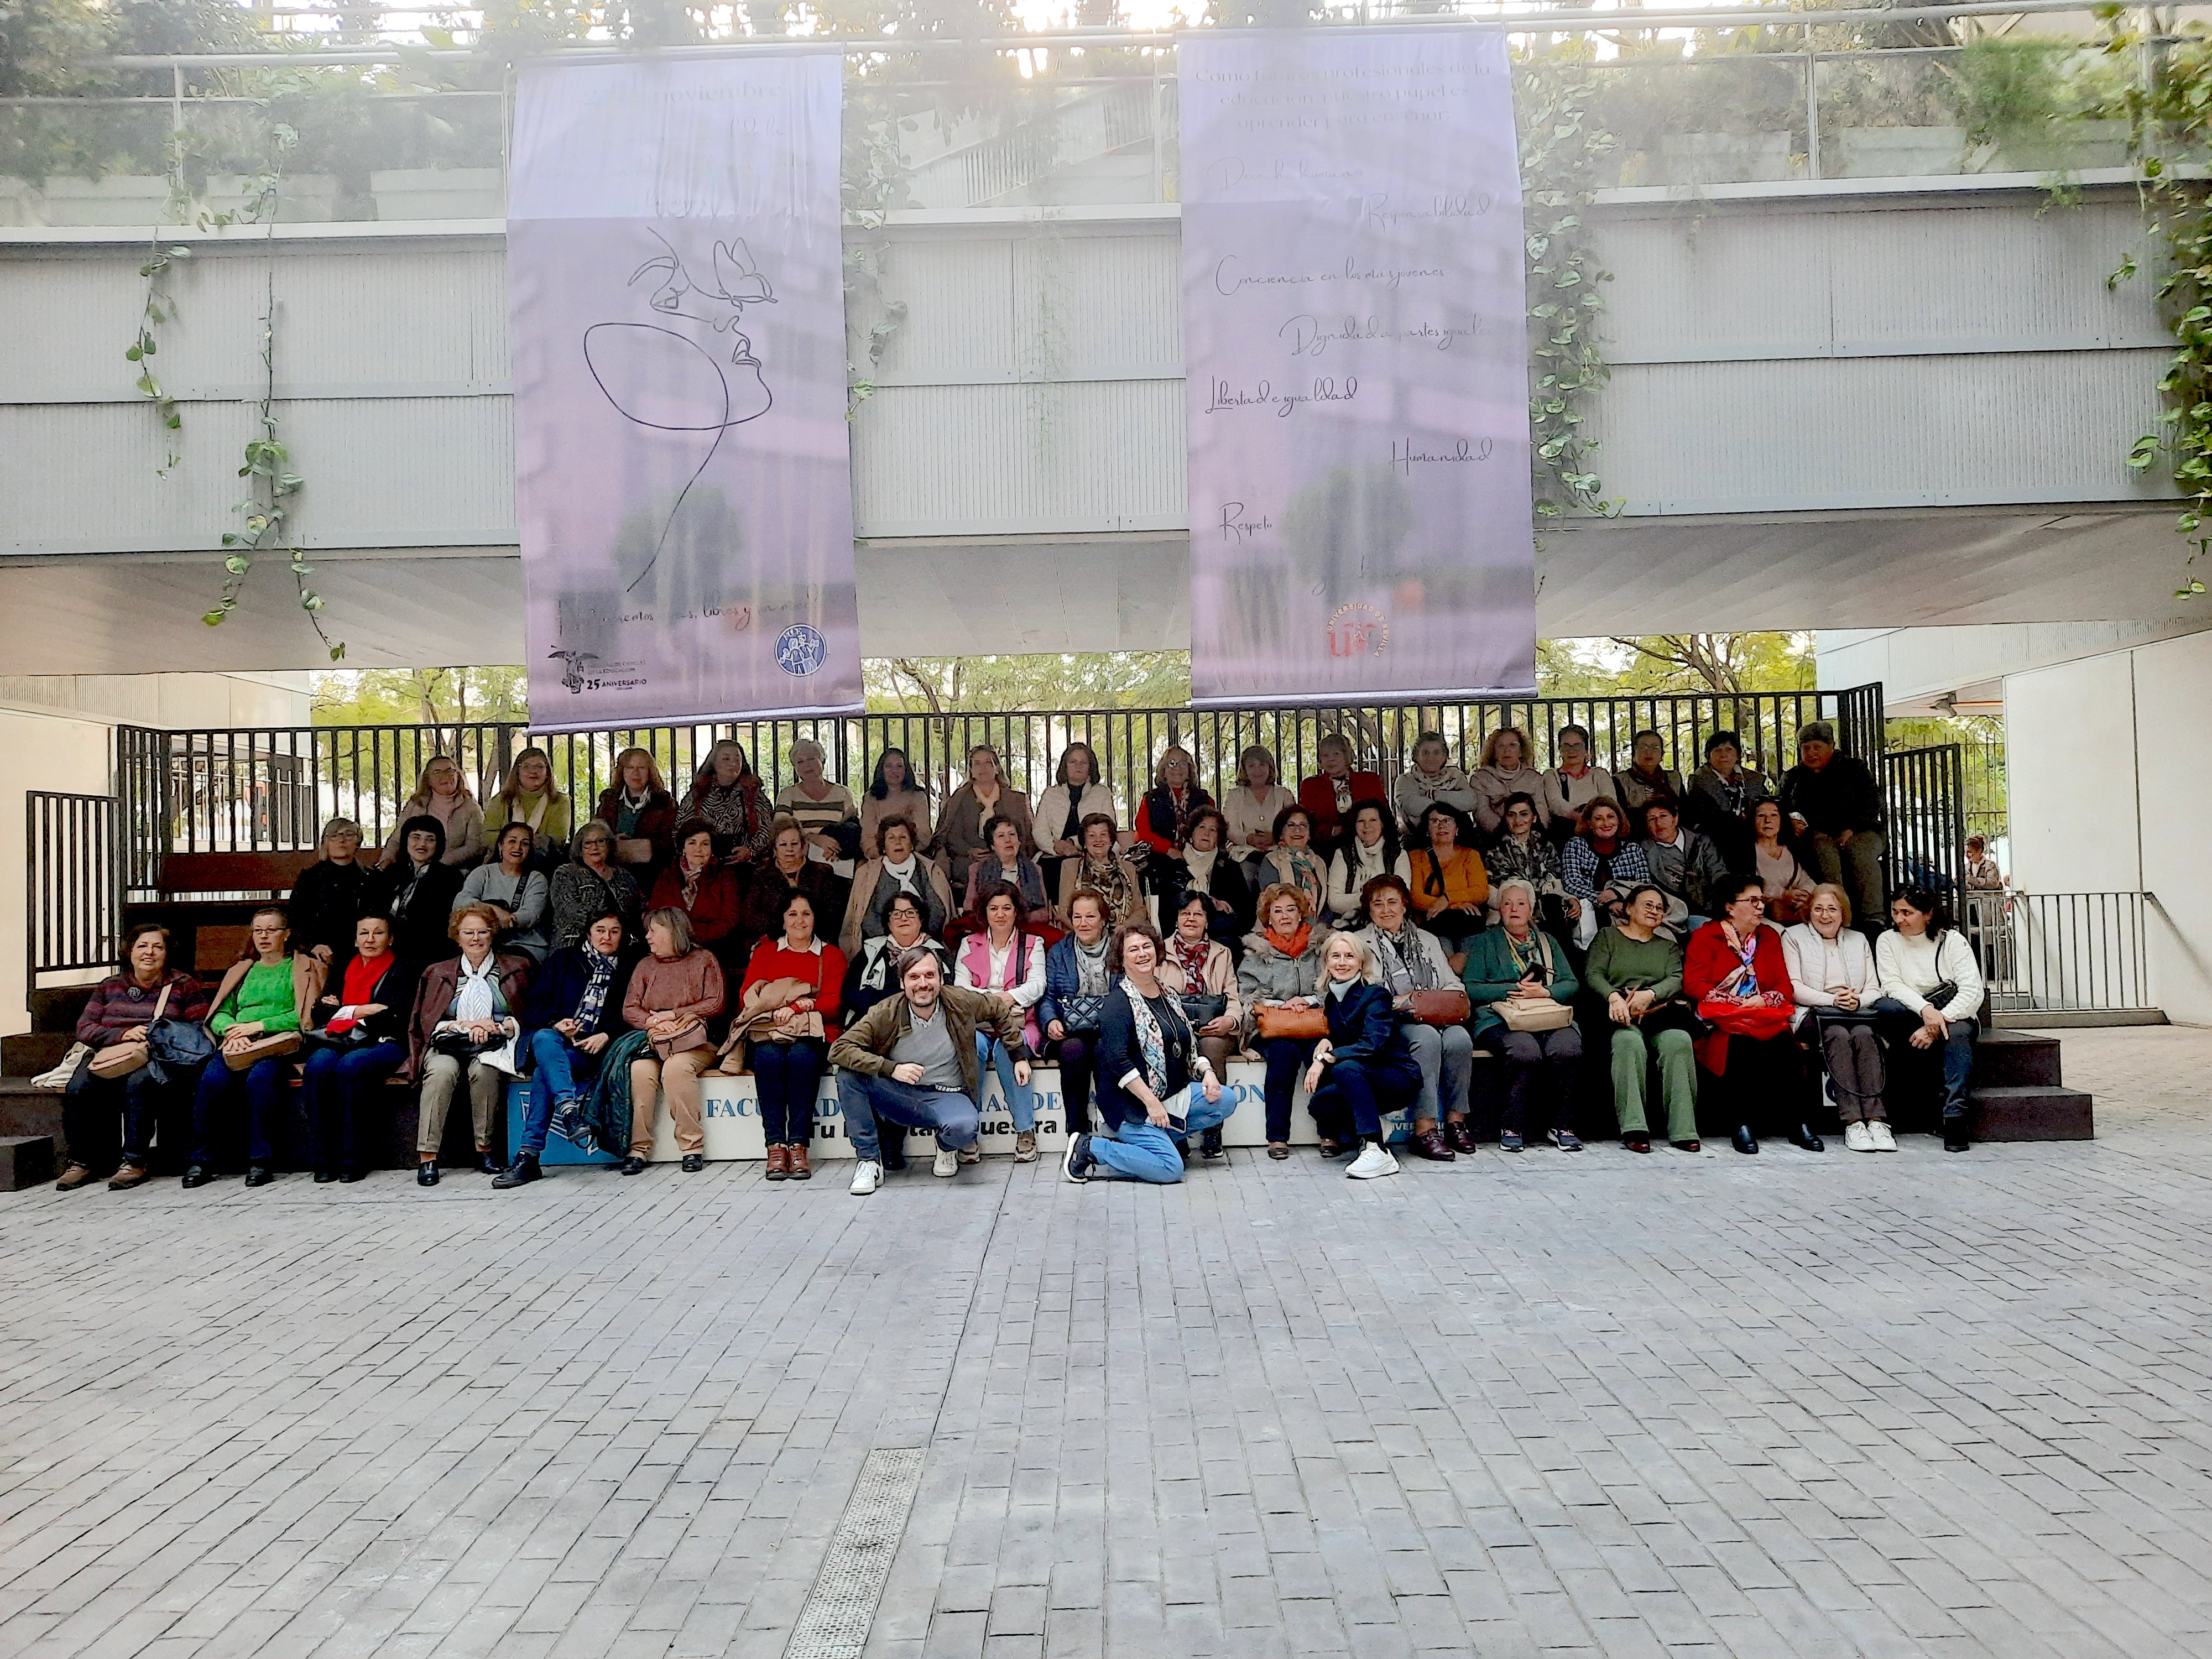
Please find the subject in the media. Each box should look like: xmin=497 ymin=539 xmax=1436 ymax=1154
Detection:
xmin=27 ymin=790 xmax=122 ymax=993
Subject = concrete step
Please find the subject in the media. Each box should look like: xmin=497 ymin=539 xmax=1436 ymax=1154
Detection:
xmin=1973 ymin=1030 xmax=2064 ymax=1089
xmin=0 ymin=1084 xmax=66 ymax=1151
xmin=1969 ymin=1084 xmax=2094 ymax=1142
xmin=0 ymin=1135 xmax=55 ymax=1190
xmin=28 ymin=987 xmax=96 ymax=1035
xmin=2 ymin=1032 xmax=75 ymax=1079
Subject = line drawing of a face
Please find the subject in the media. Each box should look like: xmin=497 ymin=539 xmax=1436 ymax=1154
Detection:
xmin=583 ymin=228 xmax=778 ymax=593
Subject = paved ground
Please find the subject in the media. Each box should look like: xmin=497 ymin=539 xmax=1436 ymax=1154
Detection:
xmin=3 ymin=1027 xmax=2211 ymax=1659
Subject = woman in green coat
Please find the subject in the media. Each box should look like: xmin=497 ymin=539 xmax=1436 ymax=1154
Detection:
xmin=1580 ymin=884 xmax=1699 ymax=1153
xmin=1460 ymin=878 xmax=1583 ymax=1152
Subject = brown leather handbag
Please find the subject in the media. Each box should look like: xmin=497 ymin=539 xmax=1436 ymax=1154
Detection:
xmin=1406 ymin=988 xmax=1472 ymax=1029
xmin=1255 ymin=1004 xmax=1328 ymax=1041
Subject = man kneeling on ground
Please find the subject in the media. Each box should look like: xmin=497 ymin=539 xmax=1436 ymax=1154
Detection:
xmin=831 ymin=946 xmax=1031 ymax=1195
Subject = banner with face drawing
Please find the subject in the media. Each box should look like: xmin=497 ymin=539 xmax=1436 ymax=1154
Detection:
xmin=509 ymin=54 xmax=858 ymax=728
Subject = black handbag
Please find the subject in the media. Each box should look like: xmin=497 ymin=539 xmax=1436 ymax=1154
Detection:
xmin=1058 ymin=992 xmax=1107 ymax=1032
xmin=1180 ymin=992 xmax=1229 ymax=1028
xmin=432 ymin=1029 xmax=503 ymax=1060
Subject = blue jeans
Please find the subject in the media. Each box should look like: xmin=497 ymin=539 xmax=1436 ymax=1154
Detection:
xmin=974 ymin=1032 xmax=1035 ymax=1133
xmin=522 ymin=1027 xmax=604 ymax=1156
xmin=1087 ymin=1082 xmax=1233 ymax=1183
xmin=1871 ymin=998 xmax=1975 ymax=1121
xmin=837 ymin=1072 xmax=979 ymax=1164
xmin=753 ymin=1037 xmax=830 ymax=1145
xmin=191 ymin=1055 xmax=292 ymax=1165
xmin=301 ymin=1040 xmax=403 ymax=1174
xmin=62 ymin=1059 xmax=174 ymax=1171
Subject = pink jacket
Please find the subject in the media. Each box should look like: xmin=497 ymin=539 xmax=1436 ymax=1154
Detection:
xmin=954 ymin=929 xmax=1044 ymax=1052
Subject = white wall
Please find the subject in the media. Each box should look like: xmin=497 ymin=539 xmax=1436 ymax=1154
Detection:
xmin=2004 ymin=634 xmax=2212 ymax=1025
xmin=0 ymin=706 xmax=116 ymax=1038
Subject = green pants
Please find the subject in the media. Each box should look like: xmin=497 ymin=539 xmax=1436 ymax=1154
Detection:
xmin=1609 ymin=1024 xmax=1698 ymax=1142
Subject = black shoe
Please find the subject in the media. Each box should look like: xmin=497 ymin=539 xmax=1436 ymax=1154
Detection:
xmin=619 ymin=1155 xmax=648 ymax=1175
xmin=244 ymin=1166 xmax=273 ymax=1187
xmin=492 ymin=1154 xmax=541 ymax=1190
xmin=477 ymin=1151 xmax=502 ymax=1176
xmin=1789 ymin=1123 xmax=1825 ymax=1152
xmin=1944 ymin=1131 xmax=1970 ymax=1152
xmin=417 ymin=1164 xmax=440 ymax=1187
xmin=681 ymin=1152 xmax=705 ymax=1172
xmin=337 ymin=1170 xmax=364 ymax=1184
xmin=181 ymin=1164 xmax=212 ymax=1189
xmin=1200 ymin=1128 xmax=1224 ymax=1161
xmin=313 ymin=1170 xmax=338 ymax=1184
xmin=1731 ymin=1125 xmax=1759 ymax=1155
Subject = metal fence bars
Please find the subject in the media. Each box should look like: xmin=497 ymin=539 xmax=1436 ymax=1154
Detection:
xmin=1963 ymin=889 xmax=2159 ymax=1018
xmin=27 ymin=791 xmax=121 ymax=995
xmin=1879 ymin=743 xmax=1965 ymax=910
xmin=116 ymin=688 xmax=1852 ymax=893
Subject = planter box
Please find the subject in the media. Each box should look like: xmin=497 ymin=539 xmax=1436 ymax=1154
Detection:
xmin=1656 ymin=131 xmax=1796 ymax=186
xmin=201 ymin=173 xmax=340 ymax=223
xmin=39 ymin=174 xmax=176 ymax=226
xmin=0 ymin=177 xmax=41 ymax=227
xmin=371 ymin=168 xmax=503 ymax=221
xmin=1830 ymin=126 xmax=1968 ymax=180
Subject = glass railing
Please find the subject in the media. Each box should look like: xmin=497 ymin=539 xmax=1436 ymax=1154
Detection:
xmin=0 ymin=32 xmax=2167 ymax=228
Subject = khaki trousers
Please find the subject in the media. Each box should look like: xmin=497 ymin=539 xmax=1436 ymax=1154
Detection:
xmin=630 ymin=1047 xmax=712 ymax=1155
xmin=418 ymin=1050 xmax=500 ymax=1156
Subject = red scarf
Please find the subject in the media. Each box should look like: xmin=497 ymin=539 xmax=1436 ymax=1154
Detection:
xmin=1168 ymin=932 xmax=1211 ymax=985
xmin=327 ymin=952 xmax=388 ymax=1034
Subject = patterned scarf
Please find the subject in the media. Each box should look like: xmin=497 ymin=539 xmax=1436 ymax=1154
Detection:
xmin=1078 ymin=852 xmax=1133 ymax=917
xmin=1167 ymin=931 xmax=1211 ymax=987
xmin=1278 ymin=850 xmax=1324 ymax=909
xmin=575 ymin=941 xmax=618 ymax=1030
xmin=1072 ymin=935 xmax=1112 ymax=995
xmin=1722 ymin=926 xmax=1762 ymax=999
xmin=1504 ymin=927 xmax=1548 ymax=982
xmin=1373 ymin=925 xmax=1439 ymax=993
xmin=1120 ymin=979 xmax=1190 ymax=1098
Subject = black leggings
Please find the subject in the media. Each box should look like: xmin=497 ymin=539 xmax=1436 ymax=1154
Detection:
xmin=1703 ymin=1034 xmax=1798 ymax=1134
xmin=1261 ymin=1036 xmax=1319 ymax=1142
xmin=1048 ymin=1034 xmax=1099 ymax=1134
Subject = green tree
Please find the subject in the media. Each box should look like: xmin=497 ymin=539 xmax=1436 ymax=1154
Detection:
xmin=1538 ymin=633 xmax=1815 ymax=697
xmin=312 ymin=666 xmax=531 ymax=728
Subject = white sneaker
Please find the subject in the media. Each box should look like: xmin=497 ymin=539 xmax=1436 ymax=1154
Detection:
xmin=1844 ymin=1121 xmax=1875 ymax=1153
xmin=1867 ymin=1121 xmax=1897 ymax=1152
xmin=849 ymin=1160 xmax=884 ymax=1196
xmin=1346 ymin=1142 xmax=1399 ymax=1181
xmin=932 ymin=1147 xmax=960 ymax=1178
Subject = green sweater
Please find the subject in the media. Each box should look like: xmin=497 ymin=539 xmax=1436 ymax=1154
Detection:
xmin=212 ymin=961 xmax=298 ymax=1035
xmin=1582 ymin=928 xmax=1683 ymax=1001
xmin=1460 ymin=927 xmax=1579 ymax=1037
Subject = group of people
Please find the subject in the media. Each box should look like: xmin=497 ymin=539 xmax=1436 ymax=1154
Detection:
xmin=50 ymin=718 xmax=1975 ymax=1197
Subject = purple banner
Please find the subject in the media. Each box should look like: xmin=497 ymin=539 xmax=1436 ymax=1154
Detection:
xmin=509 ymin=54 xmax=858 ymax=730
xmin=1180 ymin=27 xmax=1536 ymax=706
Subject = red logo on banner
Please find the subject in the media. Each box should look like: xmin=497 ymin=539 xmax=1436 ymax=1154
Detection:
xmin=1327 ymin=603 xmax=1390 ymax=659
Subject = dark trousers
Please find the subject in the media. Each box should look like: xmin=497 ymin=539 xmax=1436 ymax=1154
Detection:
xmin=191 ymin=1056 xmax=292 ymax=1166
xmin=1478 ymin=1022 xmax=1584 ymax=1136
xmin=1423 ymin=909 xmax=1485 ymax=948
xmin=1308 ymin=1053 xmax=1423 ymax=1143
xmin=301 ymin=1040 xmax=403 ymax=1175
xmin=1873 ymin=1001 xmax=1976 ymax=1124
xmin=62 ymin=1060 xmax=171 ymax=1171
xmin=1047 ymin=1034 xmax=1098 ymax=1134
xmin=1702 ymin=1034 xmax=1798 ymax=1134
xmin=753 ymin=1037 xmax=830 ymax=1146
xmin=1260 ymin=1035 xmax=1319 ymax=1143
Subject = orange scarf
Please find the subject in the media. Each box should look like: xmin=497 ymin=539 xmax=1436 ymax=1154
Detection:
xmin=1264 ymin=923 xmax=1311 ymax=960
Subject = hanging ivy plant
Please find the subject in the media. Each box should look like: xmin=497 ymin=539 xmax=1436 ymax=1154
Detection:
xmin=2101 ymin=7 xmax=2212 ymax=596
xmin=1515 ymin=41 xmax=1623 ymax=521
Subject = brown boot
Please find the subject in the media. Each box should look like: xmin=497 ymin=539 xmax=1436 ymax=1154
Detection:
xmin=107 ymin=1162 xmax=151 ymax=1191
xmin=764 ymin=1144 xmax=789 ymax=1180
xmin=786 ymin=1144 xmax=811 ymax=1181
xmin=55 ymin=1163 xmax=95 ymax=1192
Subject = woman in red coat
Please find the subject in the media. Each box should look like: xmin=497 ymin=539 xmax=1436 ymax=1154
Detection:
xmin=649 ymin=822 xmax=745 ymax=974
xmin=1684 ymin=874 xmax=1821 ymax=1157
xmin=1296 ymin=732 xmax=1387 ymax=855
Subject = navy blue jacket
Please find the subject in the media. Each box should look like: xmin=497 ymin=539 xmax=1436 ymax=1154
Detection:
xmin=1321 ymin=980 xmax=1413 ymax=1068
xmin=522 ymin=943 xmax=643 ymax=1041
xmin=1039 ymin=935 xmax=1117 ymax=1035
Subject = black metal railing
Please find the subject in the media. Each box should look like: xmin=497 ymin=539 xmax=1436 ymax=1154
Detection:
xmin=27 ymin=791 xmax=121 ymax=994
xmin=1880 ymin=743 xmax=1965 ymax=908
xmin=1964 ymin=890 xmax=2157 ymax=1016
xmin=112 ymin=687 xmax=1848 ymax=891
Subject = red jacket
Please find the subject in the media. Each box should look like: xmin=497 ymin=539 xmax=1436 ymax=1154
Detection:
xmin=1683 ymin=921 xmax=1794 ymax=1074
xmin=648 ymin=861 xmax=745 ymax=947
xmin=739 ymin=938 xmax=848 ymax=1042
xmin=1296 ymin=770 xmax=1387 ymax=843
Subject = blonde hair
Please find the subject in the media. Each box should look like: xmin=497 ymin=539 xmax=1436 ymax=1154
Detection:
xmin=495 ymin=746 xmax=568 ymax=818
xmin=1479 ymin=727 xmax=1532 ymax=769
xmin=1314 ymin=931 xmax=1381 ymax=993
xmin=1153 ymin=744 xmax=1198 ymax=788
xmin=611 ymin=747 xmax=666 ymax=794
xmin=1808 ymin=881 xmax=1854 ymax=927
xmin=1237 ymin=744 xmax=1279 ymax=789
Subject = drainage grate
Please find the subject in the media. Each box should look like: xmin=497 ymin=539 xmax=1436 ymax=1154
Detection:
xmin=782 ymin=1446 xmax=926 ymax=1659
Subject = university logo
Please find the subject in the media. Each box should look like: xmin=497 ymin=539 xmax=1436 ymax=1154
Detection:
xmin=776 ymin=623 xmax=827 ymax=677
xmin=1326 ymin=603 xmax=1389 ymax=659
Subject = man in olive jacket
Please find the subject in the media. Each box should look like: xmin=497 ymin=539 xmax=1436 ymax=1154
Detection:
xmin=830 ymin=946 xmax=1031 ymax=1194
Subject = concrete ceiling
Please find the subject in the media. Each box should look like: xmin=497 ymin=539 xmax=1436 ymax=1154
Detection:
xmin=0 ymin=502 xmax=2191 ymax=675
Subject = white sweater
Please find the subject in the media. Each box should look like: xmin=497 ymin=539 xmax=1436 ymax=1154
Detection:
xmin=1326 ymin=841 xmax=1394 ymax=921
xmin=1875 ymin=927 xmax=1984 ymax=1023
xmin=1781 ymin=924 xmax=1881 ymax=1029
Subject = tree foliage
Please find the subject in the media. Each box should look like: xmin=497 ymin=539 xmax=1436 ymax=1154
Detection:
xmin=1538 ymin=633 xmax=1815 ymax=697
xmin=313 ymin=666 xmax=532 ymax=728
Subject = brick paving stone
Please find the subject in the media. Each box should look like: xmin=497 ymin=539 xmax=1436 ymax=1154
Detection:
xmin=5 ymin=1030 xmax=2212 ymax=1656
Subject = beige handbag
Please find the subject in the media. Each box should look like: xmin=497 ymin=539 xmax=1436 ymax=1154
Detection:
xmin=223 ymin=1030 xmax=302 ymax=1071
xmin=1496 ymin=932 xmax=1573 ymax=1032
xmin=88 ymin=984 xmax=171 ymax=1078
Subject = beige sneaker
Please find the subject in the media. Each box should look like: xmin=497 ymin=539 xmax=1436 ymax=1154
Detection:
xmin=956 ymin=1145 xmax=981 ymax=1166
xmin=932 ymin=1147 xmax=961 ymax=1178
xmin=54 ymin=1163 xmax=95 ymax=1192
xmin=1867 ymin=1121 xmax=1898 ymax=1151
xmin=1843 ymin=1122 xmax=1875 ymax=1153
xmin=107 ymin=1162 xmax=151 ymax=1191
xmin=1014 ymin=1131 xmax=1038 ymax=1162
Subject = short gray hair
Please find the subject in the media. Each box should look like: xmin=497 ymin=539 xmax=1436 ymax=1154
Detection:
xmin=1797 ymin=719 xmax=1836 ymax=747
xmin=1494 ymin=877 xmax=1538 ymax=908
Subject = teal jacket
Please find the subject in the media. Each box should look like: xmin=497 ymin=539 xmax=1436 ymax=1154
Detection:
xmin=1459 ymin=925 xmax=1579 ymax=1038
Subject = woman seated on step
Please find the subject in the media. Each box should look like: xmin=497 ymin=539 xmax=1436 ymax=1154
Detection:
xmin=1783 ymin=883 xmax=1892 ymax=1152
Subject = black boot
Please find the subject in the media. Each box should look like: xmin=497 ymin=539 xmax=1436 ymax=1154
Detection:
xmin=492 ymin=1153 xmax=542 ymax=1189
xmin=1200 ymin=1126 xmax=1224 ymax=1160
xmin=1789 ymin=1123 xmax=1824 ymax=1152
xmin=1731 ymin=1124 xmax=1759 ymax=1155
xmin=1944 ymin=1117 xmax=1970 ymax=1152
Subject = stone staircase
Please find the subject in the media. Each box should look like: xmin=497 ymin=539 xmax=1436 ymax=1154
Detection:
xmin=0 ymin=988 xmax=92 ymax=1188
xmin=1969 ymin=1028 xmax=2094 ymax=1140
